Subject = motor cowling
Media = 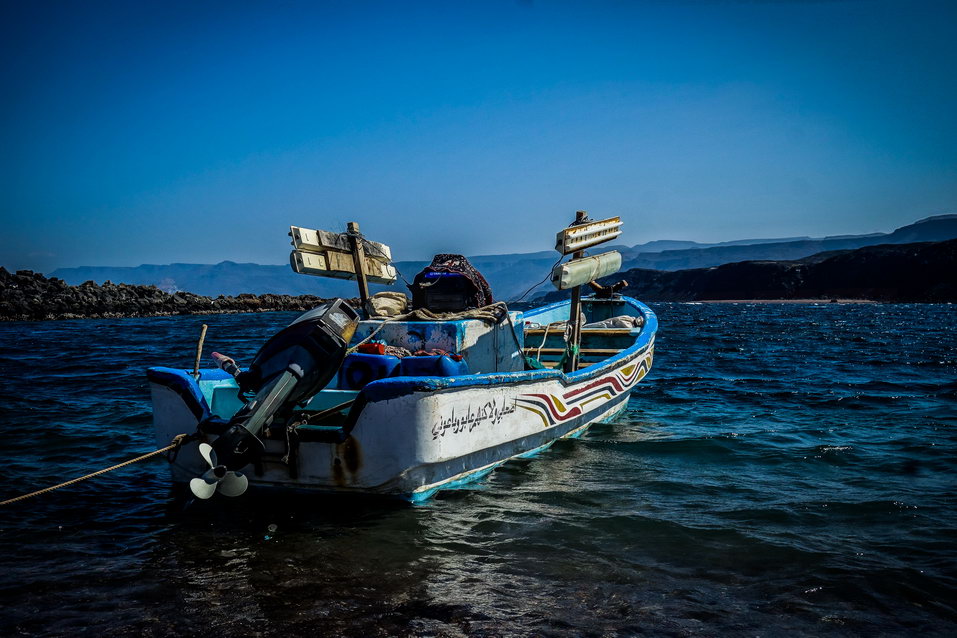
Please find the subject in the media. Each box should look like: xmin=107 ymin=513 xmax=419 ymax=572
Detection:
xmin=208 ymin=299 xmax=359 ymax=471
xmin=237 ymin=298 xmax=359 ymax=402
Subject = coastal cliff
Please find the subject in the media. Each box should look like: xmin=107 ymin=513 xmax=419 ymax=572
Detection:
xmin=0 ymin=268 xmax=343 ymax=321
xmin=540 ymin=239 xmax=957 ymax=303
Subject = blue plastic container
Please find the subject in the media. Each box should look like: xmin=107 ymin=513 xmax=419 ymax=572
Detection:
xmin=399 ymin=354 xmax=470 ymax=377
xmin=339 ymin=353 xmax=401 ymax=390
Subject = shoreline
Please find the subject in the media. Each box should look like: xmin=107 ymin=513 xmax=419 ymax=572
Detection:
xmin=2 ymin=268 xmax=947 ymax=323
xmin=7 ymin=298 xmax=938 ymax=324
xmin=0 ymin=308 xmax=316 ymax=323
xmin=696 ymin=298 xmax=878 ymax=304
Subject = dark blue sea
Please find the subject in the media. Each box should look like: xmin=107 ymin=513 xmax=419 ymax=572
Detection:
xmin=1 ymin=303 xmax=955 ymax=637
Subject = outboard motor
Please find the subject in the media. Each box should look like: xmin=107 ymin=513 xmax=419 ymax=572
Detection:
xmin=206 ymin=299 xmax=359 ymax=473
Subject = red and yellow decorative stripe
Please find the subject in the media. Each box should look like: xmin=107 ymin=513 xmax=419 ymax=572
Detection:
xmin=516 ymin=348 xmax=653 ymax=428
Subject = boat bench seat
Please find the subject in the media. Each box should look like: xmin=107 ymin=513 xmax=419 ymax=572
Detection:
xmin=522 ymin=325 xmax=639 ymax=368
xmin=524 ymin=327 xmax=636 ymax=337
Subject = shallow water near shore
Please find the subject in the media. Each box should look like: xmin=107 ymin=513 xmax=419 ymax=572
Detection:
xmin=1 ymin=303 xmax=955 ymax=636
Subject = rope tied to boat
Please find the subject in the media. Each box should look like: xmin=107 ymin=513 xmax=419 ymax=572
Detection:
xmin=374 ymin=302 xmax=509 ymax=324
xmin=0 ymin=433 xmax=193 ymax=506
xmin=558 ymin=343 xmax=580 ymax=371
xmin=534 ymin=321 xmax=565 ymax=360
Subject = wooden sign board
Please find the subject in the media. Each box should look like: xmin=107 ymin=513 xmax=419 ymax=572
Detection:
xmin=555 ymin=217 xmax=622 ymax=255
xmin=290 ymin=250 xmax=397 ymax=284
xmin=290 ymin=226 xmax=393 ymax=264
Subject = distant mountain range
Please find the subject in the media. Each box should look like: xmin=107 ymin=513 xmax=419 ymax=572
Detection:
xmin=613 ymin=214 xmax=957 ymax=272
xmin=10 ymin=237 xmax=953 ymax=322
xmin=49 ymin=214 xmax=957 ymax=300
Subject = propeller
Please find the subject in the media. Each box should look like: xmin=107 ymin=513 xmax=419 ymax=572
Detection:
xmin=189 ymin=443 xmax=249 ymax=499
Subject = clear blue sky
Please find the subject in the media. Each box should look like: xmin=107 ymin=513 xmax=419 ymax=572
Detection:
xmin=1 ymin=0 xmax=955 ymax=272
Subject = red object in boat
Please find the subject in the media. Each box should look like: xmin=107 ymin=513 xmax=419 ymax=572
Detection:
xmin=357 ymin=342 xmax=386 ymax=355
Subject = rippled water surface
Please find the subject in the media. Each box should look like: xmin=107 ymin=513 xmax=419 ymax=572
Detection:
xmin=1 ymin=303 xmax=955 ymax=636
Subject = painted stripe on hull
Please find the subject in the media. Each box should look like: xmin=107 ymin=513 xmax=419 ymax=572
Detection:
xmin=515 ymin=352 xmax=650 ymax=429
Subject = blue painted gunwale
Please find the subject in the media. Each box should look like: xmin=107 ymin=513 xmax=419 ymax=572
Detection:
xmin=357 ymin=296 xmax=657 ymax=403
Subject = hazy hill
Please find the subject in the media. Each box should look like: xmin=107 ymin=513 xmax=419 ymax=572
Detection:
xmin=48 ymin=214 xmax=957 ymax=300
xmin=616 ymin=214 xmax=957 ymax=271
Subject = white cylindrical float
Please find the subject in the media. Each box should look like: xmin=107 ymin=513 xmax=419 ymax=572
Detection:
xmin=550 ymin=250 xmax=622 ymax=290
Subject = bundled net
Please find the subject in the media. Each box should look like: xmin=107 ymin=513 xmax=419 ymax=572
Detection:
xmin=410 ymin=254 xmax=494 ymax=311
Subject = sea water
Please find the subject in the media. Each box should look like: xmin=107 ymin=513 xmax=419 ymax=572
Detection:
xmin=0 ymin=303 xmax=954 ymax=636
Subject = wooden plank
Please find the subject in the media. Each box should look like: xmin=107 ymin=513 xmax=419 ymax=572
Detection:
xmin=291 ymin=250 xmax=397 ymax=284
xmin=290 ymin=226 xmax=392 ymax=263
xmin=522 ymin=359 xmax=594 ymax=370
xmin=525 ymin=328 xmax=636 ymax=336
xmin=555 ymin=216 xmax=622 ymax=254
xmin=524 ymin=347 xmax=622 ymax=356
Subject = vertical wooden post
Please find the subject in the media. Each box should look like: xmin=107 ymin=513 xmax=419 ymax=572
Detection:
xmin=193 ymin=324 xmax=208 ymax=379
xmin=564 ymin=210 xmax=588 ymax=373
xmin=346 ymin=221 xmax=371 ymax=315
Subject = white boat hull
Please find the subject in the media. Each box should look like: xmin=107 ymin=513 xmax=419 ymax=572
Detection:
xmin=150 ymin=296 xmax=657 ymax=500
xmin=152 ymin=343 xmax=653 ymax=500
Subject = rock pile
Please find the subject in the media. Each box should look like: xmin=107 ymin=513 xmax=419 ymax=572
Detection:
xmin=0 ymin=268 xmax=348 ymax=321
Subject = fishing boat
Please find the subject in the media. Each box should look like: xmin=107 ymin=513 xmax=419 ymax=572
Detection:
xmin=147 ymin=214 xmax=657 ymax=501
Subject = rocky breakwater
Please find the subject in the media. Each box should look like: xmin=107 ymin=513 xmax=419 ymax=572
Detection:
xmin=0 ymin=268 xmax=341 ymax=321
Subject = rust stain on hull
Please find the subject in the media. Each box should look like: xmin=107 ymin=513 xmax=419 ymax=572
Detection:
xmin=332 ymin=435 xmax=362 ymax=485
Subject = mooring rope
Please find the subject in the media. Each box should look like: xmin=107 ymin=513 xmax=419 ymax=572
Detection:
xmin=0 ymin=434 xmax=191 ymax=506
xmin=349 ymin=301 xmax=512 ymax=353
xmin=535 ymin=321 xmax=564 ymax=360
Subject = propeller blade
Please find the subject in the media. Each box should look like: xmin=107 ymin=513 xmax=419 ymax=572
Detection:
xmin=198 ymin=443 xmax=217 ymax=468
xmin=189 ymin=477 xmax=217 ymax=500
xmin=217 ymin=472 xmax=249 ymax=497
